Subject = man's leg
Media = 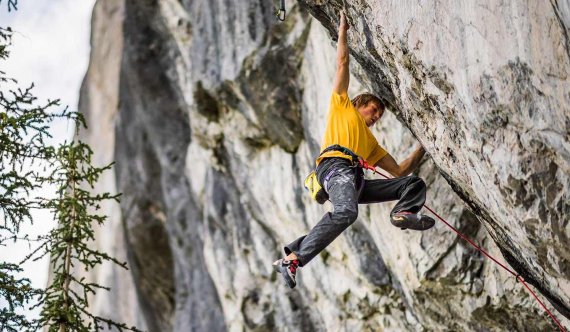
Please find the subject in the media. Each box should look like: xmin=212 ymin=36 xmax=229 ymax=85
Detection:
xmin=358 ymin=175 xmax=434 ymax=230
xmin=358 ymin=175 xmax=426 ymax=212
xmin=286 ymin=165 xmax=359 ymax=266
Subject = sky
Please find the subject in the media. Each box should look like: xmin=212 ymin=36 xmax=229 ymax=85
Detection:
xmin=0 ymin=0 xmax=96 ymax=320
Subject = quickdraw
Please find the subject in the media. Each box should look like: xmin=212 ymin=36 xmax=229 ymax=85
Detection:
xmin=274 ymin=0 xmax=286 ymax=21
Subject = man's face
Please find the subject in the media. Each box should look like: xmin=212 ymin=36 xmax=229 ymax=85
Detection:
xmin=358 ymin=101 xmax=384 ymax=127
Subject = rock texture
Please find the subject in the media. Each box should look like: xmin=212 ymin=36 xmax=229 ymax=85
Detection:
xmin=298 ymin=0 xmax=570 ymax=320
xmin=75 ymin=0 xmax=146 ymax=329
xmin=77 ymin=0 xmax=570 ymax=330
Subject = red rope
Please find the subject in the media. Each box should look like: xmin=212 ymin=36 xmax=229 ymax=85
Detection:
xmin=360 ymin=161 xmax=567 ymax=331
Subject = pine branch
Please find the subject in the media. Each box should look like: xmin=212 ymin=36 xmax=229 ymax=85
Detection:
xmin=39 ymin=139 xmax=143 ymax=332
xmin=0 ymin=263 xmax=42 ymax=331
xmin=0 ymin=24 xmax=56 ymax=330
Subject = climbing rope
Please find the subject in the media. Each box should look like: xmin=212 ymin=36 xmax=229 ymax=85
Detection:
xmin=357 ymin=159 xmax=567 ymax=331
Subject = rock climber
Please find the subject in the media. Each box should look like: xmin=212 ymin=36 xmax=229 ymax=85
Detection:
xmin=273 ymin=11 xmax=435 ymax=289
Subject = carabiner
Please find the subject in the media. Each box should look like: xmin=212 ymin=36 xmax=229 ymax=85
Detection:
xmin=276 ymin=0 xmax=286 ymax=21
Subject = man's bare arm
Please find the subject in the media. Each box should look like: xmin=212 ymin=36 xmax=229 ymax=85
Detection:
xmin=332 ymin=12 xmax=350 ymax=95
xmin=375 ymin=146 xmax=426 ymax=177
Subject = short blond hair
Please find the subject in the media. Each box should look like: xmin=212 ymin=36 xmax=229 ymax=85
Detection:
xmin=351 ymin=93 xmax=385 ymax=110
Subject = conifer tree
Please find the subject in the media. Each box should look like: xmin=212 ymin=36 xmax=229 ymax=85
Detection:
xmin=1 ymin=8 xmax=142 ymax=332
xmin=0 ymin=25 xmax=54 ymax=332
xmin=34 ymin=124 xmax=140 ymax=332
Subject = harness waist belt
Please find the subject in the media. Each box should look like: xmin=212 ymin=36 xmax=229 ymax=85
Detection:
xmin=319 ymin=144 xmax=361 ymax=164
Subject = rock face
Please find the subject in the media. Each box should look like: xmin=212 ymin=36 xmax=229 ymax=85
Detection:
xmin=298 ymin=0 xmax=570 ymax=320
xmin=78 ymin=0 xmax=570 ymax=330
xmin=75 ymin=0 xmax=146 ymax=329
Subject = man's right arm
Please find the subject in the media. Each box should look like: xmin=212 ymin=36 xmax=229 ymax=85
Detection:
xmin=332 ymin=11 xmax=350 ymax=95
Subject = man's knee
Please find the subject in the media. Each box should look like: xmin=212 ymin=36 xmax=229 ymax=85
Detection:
xmin=409 ymin=175 xmax=426 ymax=190
xmin=332 ymin=205 xmax=358 ymax=225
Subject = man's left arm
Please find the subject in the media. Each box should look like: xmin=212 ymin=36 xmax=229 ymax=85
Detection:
xmin=374 ymin=145 xmax=426 ymax=177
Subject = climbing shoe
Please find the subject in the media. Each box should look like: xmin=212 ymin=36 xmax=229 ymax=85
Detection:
xmin=390 ymin=211 xmax=435 ymax=231
xmin=272 ymin=258 xmax=300 ymax=289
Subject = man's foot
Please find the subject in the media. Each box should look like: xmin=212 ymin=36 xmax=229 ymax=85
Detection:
xmin=390 ymin=211 xmax=435 ymax=231
xmin=272 ymin=258 xmax=300 ymax=289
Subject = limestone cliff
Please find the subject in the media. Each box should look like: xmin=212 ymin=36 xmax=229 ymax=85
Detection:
xmin=78 ymin=0 xmax=570 ymax=331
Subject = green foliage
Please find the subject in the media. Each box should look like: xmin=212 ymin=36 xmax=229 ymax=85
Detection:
xmin=0 ymin=26 xmax=68 ymax=236
xmin=0 ymin=263 xmax=42 ymax=332
xmin=0 ymin=15 xmax=142 ymax=332
xmin=35 ymin=138 xmax=140 ymax=331
xmin=0 ymin=24 xmax=53 ymax=332
xmin=0 ymin=27 xmax=11 ymax=60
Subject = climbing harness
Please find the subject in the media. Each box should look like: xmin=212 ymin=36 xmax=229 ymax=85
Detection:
xmin=274 ymin=0 xmax=286 ymax=21
xmin=358 ymin=164 xmax=568 ymax=332
xmin=320 ymin=144 xmax=361 ymax=164
xmin=303 ymin=145 xmax=363 ymax=204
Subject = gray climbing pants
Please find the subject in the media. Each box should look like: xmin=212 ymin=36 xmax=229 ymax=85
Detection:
xmin=285 ymin=157 xmax=427 ymax=266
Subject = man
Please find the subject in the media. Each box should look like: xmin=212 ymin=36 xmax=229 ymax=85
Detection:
xmin=273 ymin=12 xmax=435 ymax=289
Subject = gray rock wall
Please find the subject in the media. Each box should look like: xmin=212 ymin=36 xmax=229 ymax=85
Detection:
xmin=75 ymin=0 xmax=146 ymax=329
xmin=77 ymin=0 xmax=570 ymax=330
xmin=298 ymin=0 xmax=570 ymax=320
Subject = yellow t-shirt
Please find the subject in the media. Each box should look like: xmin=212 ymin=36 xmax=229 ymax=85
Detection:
xmin=316 ymin=92 xmax=388 ymax=166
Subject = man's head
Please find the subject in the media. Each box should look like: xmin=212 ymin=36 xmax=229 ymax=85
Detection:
xmin=352 ymin=93 xmax=385 ymax=127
